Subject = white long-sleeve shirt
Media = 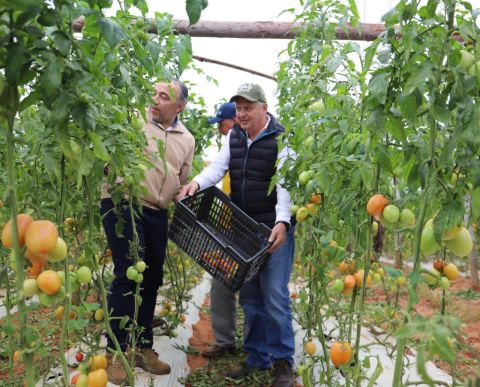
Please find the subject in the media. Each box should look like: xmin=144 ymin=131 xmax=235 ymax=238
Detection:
xmin=194 ymin=126 xmax=294 ymax=225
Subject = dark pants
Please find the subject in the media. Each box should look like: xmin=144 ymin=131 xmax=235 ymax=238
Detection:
xmin=100 ymin=198 xmax=168 ymax=351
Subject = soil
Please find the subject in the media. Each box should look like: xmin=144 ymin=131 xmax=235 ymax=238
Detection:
xmin=367 ymin=273 xmax=480 ymax=380
xmin=187 ymin=298 xmax=212 ymax=371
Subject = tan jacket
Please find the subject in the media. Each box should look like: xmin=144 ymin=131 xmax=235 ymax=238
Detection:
xmin=101 ymin=118 xmax=195 ymax=210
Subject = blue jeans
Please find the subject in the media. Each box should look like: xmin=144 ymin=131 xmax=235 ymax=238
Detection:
xmin=239 ymin=227 xmax=295 ymax=368
xmin=100 ymin=198 xmax=168 ymax=351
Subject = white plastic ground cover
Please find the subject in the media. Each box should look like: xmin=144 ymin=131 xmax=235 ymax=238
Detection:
xmin=37 ymin=274 xmax=211 ymax=386
xmin=292 ymin=316 xmax=452 ymax=386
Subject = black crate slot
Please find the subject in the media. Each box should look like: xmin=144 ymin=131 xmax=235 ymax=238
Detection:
xmin=168 ymin=186 xmax=271 ymax=291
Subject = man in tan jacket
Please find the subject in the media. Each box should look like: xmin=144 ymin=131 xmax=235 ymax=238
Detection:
xmin=100 ymin=80 xmax=195 ymax=384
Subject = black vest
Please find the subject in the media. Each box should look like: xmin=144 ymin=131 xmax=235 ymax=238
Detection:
xmin=229 ymin=114 xmax=284 ymax=228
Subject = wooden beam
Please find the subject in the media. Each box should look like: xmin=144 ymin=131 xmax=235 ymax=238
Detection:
xmin=72 ymin=17 xmax=388 ymax=41
xmin=171 ymin=20 xmax=387 ymax=41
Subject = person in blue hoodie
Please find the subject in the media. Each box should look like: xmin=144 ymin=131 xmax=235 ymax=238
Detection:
xmin=180 ymin=83 xmax=296 ymax=387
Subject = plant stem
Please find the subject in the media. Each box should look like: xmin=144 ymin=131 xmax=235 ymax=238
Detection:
xmin=83 ymin=178 xmax=135 ymax=384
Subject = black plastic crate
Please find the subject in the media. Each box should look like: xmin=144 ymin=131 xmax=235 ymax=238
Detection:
xmin=168 ymin=186 xmax=272 ymax=292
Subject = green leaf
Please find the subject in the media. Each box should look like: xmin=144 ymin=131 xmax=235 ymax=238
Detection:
xmin=98 ymin=17 xmax=127 ymax=48
xmin=146 ymin=41 xmax=161 ymax=63
xmin=433 ymin=200 xmax=464 ymax=241
xmin=368 ymin=71 xmax=390 ymax=105
xmin=395 ymin=323 xmax=420 ymax=338
xmin=174 ymin=34 xmax=192 ymax=72
xmin=185 ymin=0 xmax=208 ymax=25
xmin=416 ymin=349 xmax=435 ymax=386
xmin=366 ymin=357 xmax=383 ymax=387
xmin=88 ymin=131 xmax=110 ymax=161
xmin=119 ymin=64 xmax=132 ymax=87
xmin=39 ymin=57 xmax=65 ymax=96
xmin=374 ymin=146 xmax=393 ymax=174
xmin=403 ymin=62 xmax=433 ymax=95
xmin=52 ymin=31 xmax=71 ymax=56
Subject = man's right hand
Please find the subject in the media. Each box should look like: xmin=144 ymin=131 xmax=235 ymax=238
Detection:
xmin=178 ymin=181 xmax=200 ymax=200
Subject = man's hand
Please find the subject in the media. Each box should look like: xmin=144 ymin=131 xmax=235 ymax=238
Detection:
xmin=267 ymin=222 xmax=288 ymax=253
xmin=178 ymin=181 xmax=200 ymax=200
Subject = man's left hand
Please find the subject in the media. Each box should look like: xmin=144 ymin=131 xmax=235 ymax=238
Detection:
xmin=267 ymin=223 xmax=288 ymax=253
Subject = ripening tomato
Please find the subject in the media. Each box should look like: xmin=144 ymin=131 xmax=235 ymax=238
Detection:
xmin=90 ymin=354 xmax=107 ymax=370
xmin=304 ymin=341 xmax=316 ymax=356
xmin=36 ymin=270 xmax=62 ymax=295
xmin=87 ymin=369 xmax=108 ymax=387
xmin=1 ymin=214 xmax=34 ymax=248
xmin=25 ymin=220 xmax=58 ymax=254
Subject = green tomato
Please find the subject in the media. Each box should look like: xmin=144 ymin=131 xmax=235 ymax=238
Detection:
xmin=9 ymin=250 xmax=21 ymax=272
xmin=459 ymin=49 xmax=475 ymax=69
xmin=126 ymin=266 xmax=138 ymax=280
xmin=135 ymin=261 xmax=147 ymax=273
xmin=299 ymin=171 xmax=312 ymax=185
xmin=469 ymin=61 xmax=480 ymax=80
xmin=76 ymin=266 xmax=92 ymax=284
xmin=48 ymin=237 xmax=68 ymax=262
xmin=38 ymin=292 xmax=56 ymax=307
xmin=304 ymin=136 xmax=314 ymax=147
xmin=445 ymin=227 xmax=473 ymax=257
xmin=309 ymin=100 xmax=325 ymax=113
xmin=372 ymin=273 xmax=382 ymax=284
xmin=332 ymin=279 xmax=344 ymax=292
xmin=399 ymin=208 xmax=416 ymax=225
xmin=76 ymin=374 xmax=88 ymax=387
xmin=290 ymin=205 xmax=300 ymax=215
xmin=131 ymin=115 xmax=143 ymax=130
xmin=23 ymin=279 xmax=39 ymax=298
xmin=383 ymin=205 xmax=400 ymax=224
xmin=420 ymin=226 xmax=441 ymax=256
xmin=438 ymin=277 xmax=450 ymax=290
xmin=135 ymin=273 xmax=144 ymax=283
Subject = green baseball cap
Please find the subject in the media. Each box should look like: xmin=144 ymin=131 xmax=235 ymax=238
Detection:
xmin=230 ymin=83 xmax=267 ymax=103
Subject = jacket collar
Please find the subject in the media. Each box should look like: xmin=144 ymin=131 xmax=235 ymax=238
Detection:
xmin=149 ymin=116 xmax=186 ymax=133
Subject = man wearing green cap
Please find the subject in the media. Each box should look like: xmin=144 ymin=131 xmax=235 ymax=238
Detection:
xmin=180 ymin=83 xmax=296 ymax=387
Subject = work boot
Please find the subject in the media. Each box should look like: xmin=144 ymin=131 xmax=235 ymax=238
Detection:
xmin=272 ymin=359 xmax=295 ymax=387
xmin=201 ymin=344 xmax=235 ymax=358
xmin=227 ymin=362 xmax=270 ymax=379
xmin=106 ymin=352 xmax=128 ymax=385
xmin=134 ymin=348 xmax=171 ymax=375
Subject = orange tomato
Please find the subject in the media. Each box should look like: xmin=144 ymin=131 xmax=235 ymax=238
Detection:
xmin=338 ymin=260 xmax=355 ymax=274
xmin=1 ymin=214 xmax=34 ymax=248
xmin=354 ymin=269 xmax=372 ymax=288
xmin=310 ymin=193 xmax=322 ymax=204
xmin=25 ymin=250 xmax=48 ymax=265
xmin=344 ymin=275 xmax=355 ymax=289
xmin=366 ymin=194 xmax=389 ymax=218
xmin=36 ymin=270 xmax=62 ymax=295
xmin=330 ymin=342 xmax=353 ymax=367
xmin=27 ymin=262 xmax=44 ymax=279
xmin=87 ymin=369 xmax=108 ymax=387
xmin=13 ymin=350 xmax=21 ymax=363
xmin=55 ymin=306 xmax=77 ymax=320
